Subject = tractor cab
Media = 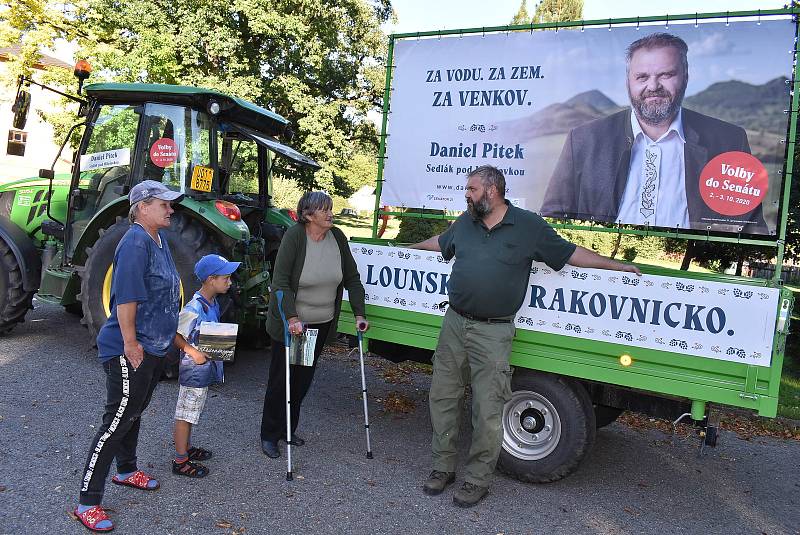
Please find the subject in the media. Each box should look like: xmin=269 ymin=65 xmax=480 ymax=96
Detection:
xmin=61 ymin=83 xmax=318 ymax=262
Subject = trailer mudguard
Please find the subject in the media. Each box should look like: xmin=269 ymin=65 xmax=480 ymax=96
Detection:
xmin=0 ymin=215 xmax=42 ymax=292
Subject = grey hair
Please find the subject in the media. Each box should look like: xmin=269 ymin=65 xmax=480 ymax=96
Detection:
xmin=468 ymin=165 xmax=506 ymax=197
xmin=625 ymin=33 xmax=689 ymax=76
xmin=296 ymin=191 xmax=333 ymax=224
xmin=128 ymin=197 xmax=156 ymax=224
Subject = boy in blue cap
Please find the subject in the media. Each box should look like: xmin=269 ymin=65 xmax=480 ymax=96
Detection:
xmin=171 ymin=254 xmax=240 ymax=478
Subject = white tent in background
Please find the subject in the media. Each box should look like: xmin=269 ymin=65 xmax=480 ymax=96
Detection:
xmin=348 ymin=185 xmax=376 ymax=214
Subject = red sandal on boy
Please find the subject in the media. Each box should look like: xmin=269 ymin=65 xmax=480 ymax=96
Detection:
xmin=73 ymin=505 xmax=114 ymax=532
xmin=111 ymin=470 xmax=160 ymax=490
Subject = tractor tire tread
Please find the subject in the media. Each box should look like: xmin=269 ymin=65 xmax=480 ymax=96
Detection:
xmin=0 ymin=237 xmax=36 ymax=335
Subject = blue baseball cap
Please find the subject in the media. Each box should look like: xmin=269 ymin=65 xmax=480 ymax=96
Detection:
xmin=195 ymin=254 xmax=241 ymax=281
xmin=129 ymin=180 xmax=184 ymax=205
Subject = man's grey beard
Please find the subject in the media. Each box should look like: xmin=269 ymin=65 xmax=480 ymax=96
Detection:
xmin=629 ymin=84 xmax=686 ymax=126
xmin=467 ymin=195 xmax=491 ymax=218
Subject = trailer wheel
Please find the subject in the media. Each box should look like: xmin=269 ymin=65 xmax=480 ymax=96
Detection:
xmin=497 ymin=371 xmax=596 ymax=483
xmin=79 ymin=213 xmax=222 ymax=354
xmin=0 ymin=236 xmax=35 ymax=335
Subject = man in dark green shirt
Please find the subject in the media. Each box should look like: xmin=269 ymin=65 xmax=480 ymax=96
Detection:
xmin=412 ymin=165 xmax=639 ymax=507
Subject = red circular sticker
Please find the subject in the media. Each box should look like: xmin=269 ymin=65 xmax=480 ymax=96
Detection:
xmin=149 ymin=138 xmax=177 ymax=168
xmin=699 ymin=151 xmax=768 ymax=216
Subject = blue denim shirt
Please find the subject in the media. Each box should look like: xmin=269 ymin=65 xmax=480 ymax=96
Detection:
xmin=97 ymin=224 xmax=180 ymax=360
xmin=176 ymin=292 xmax=224 ymax=387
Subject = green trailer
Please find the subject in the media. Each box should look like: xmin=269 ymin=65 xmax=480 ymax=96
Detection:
xmin=338 ymin=8 xmax=799 ymax=483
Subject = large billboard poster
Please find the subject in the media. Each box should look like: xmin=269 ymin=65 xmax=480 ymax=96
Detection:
xmin=381 ymin=19 xmax=796 ymax=236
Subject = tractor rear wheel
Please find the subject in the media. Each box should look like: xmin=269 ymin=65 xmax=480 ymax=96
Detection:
xmin=79 ymin=214 xmax=223 ymax=362
xmin=0 ymin=237 xmax=35 ymax=335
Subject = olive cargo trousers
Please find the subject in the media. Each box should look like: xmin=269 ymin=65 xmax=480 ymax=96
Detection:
xmin=429 ymin=308 xmax=515 ymax=487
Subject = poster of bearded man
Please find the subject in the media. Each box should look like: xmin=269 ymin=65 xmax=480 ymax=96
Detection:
xmin=380 ymin=20 xmax=794 ymax=236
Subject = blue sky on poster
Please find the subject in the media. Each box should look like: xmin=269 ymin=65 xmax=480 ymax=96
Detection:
xmin=390 ymin=20 xmax=794 ymax=118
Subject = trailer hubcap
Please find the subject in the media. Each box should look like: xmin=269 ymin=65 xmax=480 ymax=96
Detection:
xmin=502 ymin=390 xmax=561 ymax=460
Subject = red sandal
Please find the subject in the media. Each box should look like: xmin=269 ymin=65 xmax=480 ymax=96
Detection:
xmin=111 ymin=470 xmax=160 ymax=491
xmin=73 ymin=505 xmax=114 ymax=532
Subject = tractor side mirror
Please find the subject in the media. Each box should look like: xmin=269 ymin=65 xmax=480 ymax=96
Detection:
xmin=39 ymin=169 xmax=55 ymax=179
xmin=11 ymin=89 xmax=31 ymax=130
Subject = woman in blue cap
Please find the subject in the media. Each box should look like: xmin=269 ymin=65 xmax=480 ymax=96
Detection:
xmin=74 ymin=180 xmax=183 ymax=532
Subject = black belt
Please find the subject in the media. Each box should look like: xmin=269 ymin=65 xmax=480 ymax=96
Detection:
xmin=449 ymin=304 xmax=512 ymax=324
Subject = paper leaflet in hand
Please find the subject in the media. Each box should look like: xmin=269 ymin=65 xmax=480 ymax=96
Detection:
xmin=197 ymin=322 xmax=239 ymax=361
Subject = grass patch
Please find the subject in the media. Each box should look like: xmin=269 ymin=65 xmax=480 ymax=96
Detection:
xmin=780 ymin=315 xmax=800 ymax=419
xmin=334 ymin=213 xmax=400 ymax=240
xmin=778 ymin=375 xmax=800 ymax=420
xmin=636 ymin=257 xmax=713 ymax=273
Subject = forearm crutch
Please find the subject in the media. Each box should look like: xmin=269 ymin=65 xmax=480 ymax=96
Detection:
xmin=356 ymin=326 xmax=373 ymax=459
xmin=275 ymin=290 xmax=293 ymax=481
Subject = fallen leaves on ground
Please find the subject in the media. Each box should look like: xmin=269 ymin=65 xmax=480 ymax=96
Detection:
xmin=380 ymin=365 xmax=413 ymax=385
xmin=379 ymin=391 xmax=416 ymax=414
xmin=718 ymin=413 xmax=800 ymax=441
xmin=618 ymin=411 xmax=800 ymax=441
xmin=618 ymin=412 xmax=693 ymax=438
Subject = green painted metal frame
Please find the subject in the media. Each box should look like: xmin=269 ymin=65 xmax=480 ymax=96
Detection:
xmin=356 ymin=8 xmax=800 ymax=418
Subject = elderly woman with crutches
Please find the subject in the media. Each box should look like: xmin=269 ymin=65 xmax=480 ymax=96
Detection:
xmin=260 ymin=191 xmax=368 ymax=460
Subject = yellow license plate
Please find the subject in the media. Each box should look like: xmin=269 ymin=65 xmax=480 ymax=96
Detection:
xmin=191 ymin=165 xmax=213 ymax=192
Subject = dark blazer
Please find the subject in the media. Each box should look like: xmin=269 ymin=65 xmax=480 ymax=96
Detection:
xmin=266 ymin=223 xmax=366 ymax=345
xmin=540 ymin=108 xmax=767 ymax=234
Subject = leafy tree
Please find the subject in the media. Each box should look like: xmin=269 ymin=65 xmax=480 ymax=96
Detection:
xmin=395 ymin=209 xmax=450 ymax=244
xmin=510 ymin=0 xmax=582 ymax=25
xmin=1 ymin=0 xmax=391 ymax=197
xmin=510 ymin=0 xmax=530 ymax=25
xmin=532 ymin=0 xmax=583 ymax=24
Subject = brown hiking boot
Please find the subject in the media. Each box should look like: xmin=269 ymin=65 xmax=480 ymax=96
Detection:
xmin=422 ymin=470 xmax=455 ymax=496
xmin=453 ymin=481 xmax=488 ymax=507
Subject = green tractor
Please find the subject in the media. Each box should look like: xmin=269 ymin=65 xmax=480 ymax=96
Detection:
xmin=0 ymin=68 xmax=317 ymax=347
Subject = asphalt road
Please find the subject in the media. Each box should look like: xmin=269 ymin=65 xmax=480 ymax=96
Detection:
xmin=1 ymin=300 xmax=799 ymax=535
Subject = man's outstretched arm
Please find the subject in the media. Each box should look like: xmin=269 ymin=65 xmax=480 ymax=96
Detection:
xmin=567 ymin=246 xmax=641 ymax=275
xmin=409 ymin=235 xmax=442 ymax=251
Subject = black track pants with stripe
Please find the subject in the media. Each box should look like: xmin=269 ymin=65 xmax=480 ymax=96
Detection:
xmin=79 ymin=353 xmax=164 ymax=506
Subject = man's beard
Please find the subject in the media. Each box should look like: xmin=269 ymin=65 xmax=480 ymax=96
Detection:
xmin=467 ymin=194 xmax=491 ymax=218
xmin=629 ymin=83 xmax=686 ymax=126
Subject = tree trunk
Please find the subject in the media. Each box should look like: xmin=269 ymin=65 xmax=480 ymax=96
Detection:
xmin=610 ymin=233 xmax=622 ymax=259
xmin=680 ymin=241 xmax=695 ymax=271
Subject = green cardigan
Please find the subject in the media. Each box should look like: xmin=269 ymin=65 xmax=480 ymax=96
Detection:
xmin=266 ymin=223 xmax=366 ymax=344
